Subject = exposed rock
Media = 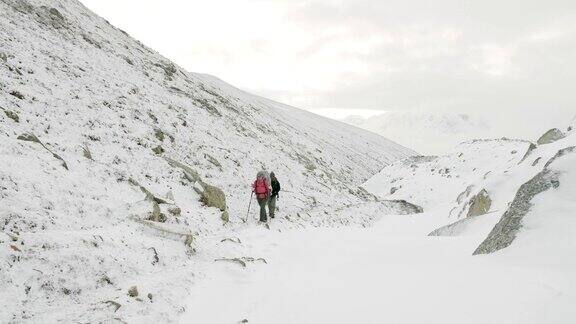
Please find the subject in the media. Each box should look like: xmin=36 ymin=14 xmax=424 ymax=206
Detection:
xmin=82 ymin=145 xmax=93 ymax=160
xmin=221 ymin=237 xmax=242 ymax=244
xmin=215 ymin=257 xmax=268 ymax=268
xmin=104 ymin=300 xmax=121 ymax=312
xmin=128 ymin=178 xmax=168 ymax=204
xmin=390 ymin=187 xmax=399 ymax=195
xmin=149 ymin=201 xmax=166 ymax=223
xmin=386 ymin=200 xmax=424 ymax=214
xmin=82 ymin=34 xmax=101 ymax=49
xmin=537 ymin=128 xmax=566 ymax=145
xmin=164 ymin=158 xmax=201 ymax=183
xmin=456 ymin=185 xmax=474 ymax=204
xmin=474 ymin=147 xmax=575 ymax=255
xmin=221 ymin=210 xmax=229 ymax=223
xmin=3 ymin=110 xmax=19 ymax=122
xmin=155 ymin=62 xmax=177 ymax=80
xmin=199 ymin=182 xmax=227 ymax=211
xmin=17 ymin=133 xmax=68 ymax=169
xmin=132 ymin=217 xmax=195 ymax=248
xmin=518 ymin=143 xmax=537 ymax=164
xmin=154 ymin=129 xmax=165 ymax=141
xmin=466 ymin=189 xmax=492 ymax=217
xmin=168 ymin=206 xmax=181 ymax=216
xmin=152 ymin=145 xmax=164 ymax=155
xmin=128 ymin=286 xmax=138 ymax=297
xmin=17 ymin=133 xmax=41 ymax=144
xmin=205 ymin=153 xmax=222 ymax=169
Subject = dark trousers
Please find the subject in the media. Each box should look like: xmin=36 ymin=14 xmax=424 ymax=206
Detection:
xmin=257 ymin=197 xmax=268 ymax=222
xmin=268 ymin=195 xmax=277 ymax=218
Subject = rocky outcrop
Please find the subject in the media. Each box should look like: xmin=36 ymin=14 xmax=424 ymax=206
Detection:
xmin=165 ymin=157 xmax=228 ymax=216
xmin=466 ymin=189 xmax=492 ymax=217
xmin=537 ymin=128 xmax=566 ymax=145
xmin=197 ymin=183 xmax=227 ymax=212
xmin=386 ymin=199 xmax=424 ymax=214
xmin=17 ymin=133 xmax=68 ymax=169
xmin=474 ymin=147 xmax=575 ymax=255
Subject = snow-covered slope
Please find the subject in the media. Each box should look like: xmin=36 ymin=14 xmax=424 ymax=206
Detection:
xmin=0 ymin=0 xmax=415 ymax=322
xmin=342 ymin=111 xmax=492 ymax=154
xmin=365 ymin=123 xmax=576 ymax=257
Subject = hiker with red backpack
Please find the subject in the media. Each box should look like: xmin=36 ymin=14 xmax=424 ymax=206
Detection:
xmin=253 ymin=171 xmax=271 ymax=222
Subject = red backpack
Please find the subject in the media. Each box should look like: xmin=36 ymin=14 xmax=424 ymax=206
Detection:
xmin=254 ymin=177 xmax=269 ymax=199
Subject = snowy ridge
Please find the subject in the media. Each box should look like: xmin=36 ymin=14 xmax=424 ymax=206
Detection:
xmin=365 ymin=124 xmax=576 ymax=257
xmin=0 ymin=0 xmax=414 ymax=322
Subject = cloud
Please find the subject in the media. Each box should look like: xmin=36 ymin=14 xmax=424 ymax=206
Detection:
xmin=82 ymin=0 xmax=576 ymax=122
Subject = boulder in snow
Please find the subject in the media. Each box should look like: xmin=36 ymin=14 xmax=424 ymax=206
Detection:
xmin=466 ymin=189 xmax=492 ymax=217
xmin=537 ymin=128 xmax=566 ymax=145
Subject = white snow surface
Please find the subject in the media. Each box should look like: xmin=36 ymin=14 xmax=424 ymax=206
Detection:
xmin=1 ymin=0 xmax=576 ymax=323
xmin=0 ymin=0 xmax=413 ymax=322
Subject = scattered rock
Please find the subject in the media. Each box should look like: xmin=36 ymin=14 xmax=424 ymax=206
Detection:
xmin=82 ymin=145 xmax=93 ymax=160
xmin=152 ymin=145 xmax=164 ymax=155
xmin=221 ymin=210 xmax=230 ymax=223
xmin=128 ymin=286 xmax=139 ymax=297
xmin=10 ymin=90 xmax=24 ymax=100
xmin=466 ymin=189 xmax=492 ymax=217
xmin=215 ymin=257 xmax=267 ymax=268
xmin=537 ymin=128 xmax=566 ymax=145
xmin=82 ymin=34 xmax=102 ymax=49
xmin=199 ymin=182 xmax=227 ymax=211
xmin=154 ymin=129 xmax=165 ymax=141
xmin=205 ymin=153 xmax=222 ymax=169
xmin=3 ymin=110 xmax=19 ymax=122
xmin=147 ymin=293 xmax=153 ymax=302
xmin=164 ymin=158 xmax=201 ymax=183
xmin=221 ymin=237 xmax=242 ymax=244
xmin=390 ymin=187 xmax=398 ymax=195
xmin=17 ymin=133 xmax=40 ymax=143
xmin=104 ymin=300 xmax=122 ymax=312
xmin=386 ymin=200 xmax=423 ymax=214
xmin=17 ymin=133 xmax=68 ymax=169
xmin=518 ymin=143 xmax=537 ymax=164
xmin=168 ymin=206 xmax=181 ymax=216
xmin=148 ymin=247 xmax=159 ymax=265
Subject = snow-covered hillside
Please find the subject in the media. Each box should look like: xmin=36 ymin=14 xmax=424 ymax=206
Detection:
xmin=342 ymin=111 xmax=492 ymax=154
xmin=365 ymin=122 xmax=576 ymax=257
xmin=0 ymin=0 xmax=415 ymax=322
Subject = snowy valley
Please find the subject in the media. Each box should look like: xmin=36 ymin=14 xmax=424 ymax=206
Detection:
xmin=1 ymin=0 xmax=576 ymax=323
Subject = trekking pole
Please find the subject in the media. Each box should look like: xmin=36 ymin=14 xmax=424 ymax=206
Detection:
xmin=245 ymin=192 xmax=254 ymax=223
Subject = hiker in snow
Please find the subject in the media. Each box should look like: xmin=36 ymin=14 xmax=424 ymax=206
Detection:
xmin=253 ymin=171 xmax=271 ymax=222
xmin=268 ymin=172 xmax=281 ymax=218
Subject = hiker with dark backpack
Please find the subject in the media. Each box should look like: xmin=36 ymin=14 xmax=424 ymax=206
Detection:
xmin=268 ymin=172 xmax=281 ymax=218
xmin=252 ymin=171 xmax=271 ymax=222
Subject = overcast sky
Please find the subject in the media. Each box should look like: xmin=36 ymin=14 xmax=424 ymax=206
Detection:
xmin=81 ymin=0 xmax=575 ymax=123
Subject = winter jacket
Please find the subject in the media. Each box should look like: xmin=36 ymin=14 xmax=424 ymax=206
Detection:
xmin=271 ymin=179 xmax=281 ymax=197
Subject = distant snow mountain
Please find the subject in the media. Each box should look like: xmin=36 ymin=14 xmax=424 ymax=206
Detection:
xmin=342 ymin=111 xmax=493 ymax=155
